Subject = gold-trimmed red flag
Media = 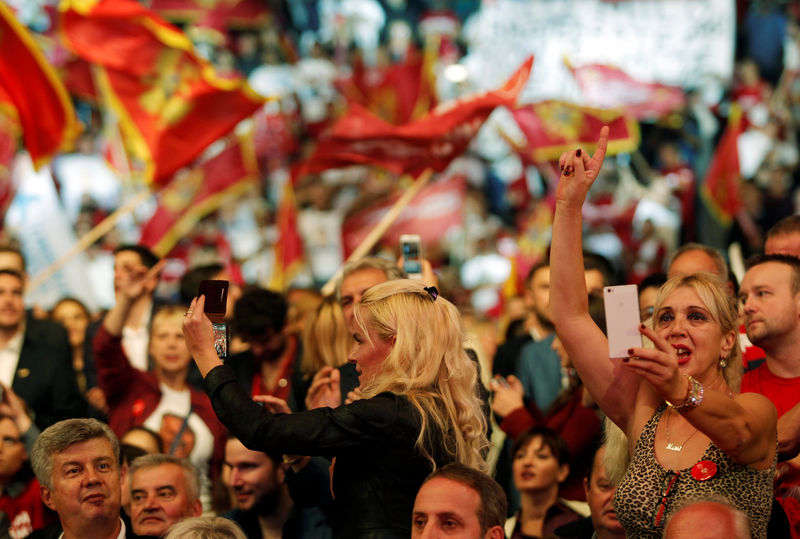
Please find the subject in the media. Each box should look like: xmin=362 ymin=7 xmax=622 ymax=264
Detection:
xmin=60 ymin=0 xmax=265 ymax=185
xmin=293 ymin=56 xmax=533 ymax=180
xmin=138 ymin=130 xmax=259 ymax=257
xmin=565 ymin=60 xmax=686 ymax=121
xmin=700 ymin=104 xmax=745 ymax=227
xmin=510 ymin=101 xmax=640 ymax=163
xmin=0 ymin=2 xmax=78 ymax=168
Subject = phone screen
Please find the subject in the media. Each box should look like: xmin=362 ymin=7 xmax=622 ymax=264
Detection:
xmin=402 ymin=238 xmax=422 ymax=275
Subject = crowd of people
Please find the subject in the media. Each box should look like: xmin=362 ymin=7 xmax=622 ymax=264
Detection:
xmin=3 ymin=1 xmax=800 ymax=539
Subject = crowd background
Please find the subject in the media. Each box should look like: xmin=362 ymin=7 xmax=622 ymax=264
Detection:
xmin=0 ymin=0 xmax=797 ymax=326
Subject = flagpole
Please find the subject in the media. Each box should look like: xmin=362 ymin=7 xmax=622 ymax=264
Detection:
xmin=320 ymin=167 xmax=434 ymax=296
xmin=27 ymin=188 xmax=153 ymax=293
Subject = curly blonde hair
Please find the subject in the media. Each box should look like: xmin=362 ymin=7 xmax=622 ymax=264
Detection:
xmin=354 ymin=280 xmax=489 ymax=472
xmin=300 ymin=295 xmax=351 ymax=378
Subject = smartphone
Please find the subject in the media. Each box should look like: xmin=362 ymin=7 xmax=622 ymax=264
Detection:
xmin=198 ymin=280 xmax=229 ymax=359
xmin=400 ymin=234 xmax=422 ymax=279
xmin=603 ymin=284 xmax=642 ymax=358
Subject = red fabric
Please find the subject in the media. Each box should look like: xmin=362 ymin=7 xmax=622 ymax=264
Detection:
xmin=336 ymin=47 xmax=436 ymax=125
xmin=700 ymin=104 xmax=745 ymax=226
xmin=775 ymin=496 xmax=800 ymax=539
xmin=0 ymin=3 xmax=77 ymax=166
xmin=293 ymin=56 xmax=532 ymax=179
xmin=740 ymin=363 xmax=800 ymax=417
xmin=60 ymin=0 xmax=264 ymax=184
xmin=499 ymin=387 xmax=602 ymax=501
xmin=0 ymin=478 xmax=55 ymax=537
xmin=510 ymin=100 xmax=640 ymax=164
xmin=138 ymin=131 xmax=258 ymax=257
xmin=271 ymin=181 xmax=304 ymax=290
xmin=92 ymin=324 xmax=226 ymax=482
xmin=340 ymin=174 xmax=466 ymax=258
xmin=566 ymin=62 xmax=686 ymax=120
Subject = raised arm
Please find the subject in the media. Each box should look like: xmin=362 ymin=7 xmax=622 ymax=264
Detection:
xmin=550 ymin=127 xmax=641 ymax=432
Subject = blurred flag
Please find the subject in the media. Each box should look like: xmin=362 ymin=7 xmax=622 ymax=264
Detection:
xmin=0 ymin=2 xmax=78 ymax=168
xmin=139 ymin=131 xmax=259 ymax=257
xmin=337 ymin=44 xmax=437 ymax=125
xmin=700 ymin=104 xmax=745 ymax=226
xmin=566 ymin=60 xmax=686 ymax=121
xmin=0 ymin=88 xmax=19 ymax=226
xmin=270 ymin=180 xmax=304 ymax=290
xmin=294 ymin=56 xmax=532 ymax=179
xmin=150 ymin=0 xmax=272 ymax=30
xmin=510 ymin=101 xmax=639 ymax=163
xmin=341 ymin=173 xmax=466 ymax=257
xmin=60 ymin=0 xmax=265 ymax=185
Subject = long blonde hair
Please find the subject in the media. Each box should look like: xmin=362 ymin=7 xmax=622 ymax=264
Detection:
xmin=651 ymin=272 xmax=743 ymax=391
xmin=300 ymin=295 xmax=351 ymax=378
xmin=354 ymin=280 xmax=489 ymax=472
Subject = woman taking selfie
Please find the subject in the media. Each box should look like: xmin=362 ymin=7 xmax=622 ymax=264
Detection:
xmin=183 ymin=279 xmax=488 ymax=538
xmin=549 ymin=127 xmax=776 ymax=538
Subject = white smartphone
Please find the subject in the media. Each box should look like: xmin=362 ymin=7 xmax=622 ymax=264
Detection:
xmin=400 ymin=234 xmax=423 ymax=279
xmin=603 ymin=284 xmax=642 ymax=358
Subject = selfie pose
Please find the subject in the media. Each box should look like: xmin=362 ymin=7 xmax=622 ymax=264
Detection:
xmin=93 ymin=264 xmax=225 ymax=510
xmin=550 ymin=127 xmax=776 ymax=538
xmin=183 ymin=279 xmax=488 ymax=538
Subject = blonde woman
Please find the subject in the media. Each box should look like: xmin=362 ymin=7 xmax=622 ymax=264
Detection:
xmin=300 ymin=294 xmax=351 ymax=378
xmin=551 ymin=128 xmax=776 ymax=538
xmin=183 ymin=279 xmax=488 ymax=538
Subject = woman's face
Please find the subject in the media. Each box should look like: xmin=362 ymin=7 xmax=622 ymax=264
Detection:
xmin=52 ymin=301 xmax=90 ymax=349
xmin=149 ymin=313 xmax=192 ymax=375
xmin=654 ymin=286 xmax=734 ymax=381
xmin=0 ymin=417 xmax=26 ymax=483
xmin=347 ymin=323 xmax=394 ymax=384
xmin=512 ymin=436 xmax=568 ymax=492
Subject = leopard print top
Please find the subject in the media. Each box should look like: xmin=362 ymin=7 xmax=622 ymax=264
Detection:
xmin=613 ymin=404 xmax=775 ymax=538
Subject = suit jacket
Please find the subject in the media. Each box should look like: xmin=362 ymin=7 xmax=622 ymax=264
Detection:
xmin=13 ymin=318 xmax=84 ymax=430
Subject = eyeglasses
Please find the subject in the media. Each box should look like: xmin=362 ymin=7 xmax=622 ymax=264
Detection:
xmin=652 ymin=470 xmax=680 ymax=528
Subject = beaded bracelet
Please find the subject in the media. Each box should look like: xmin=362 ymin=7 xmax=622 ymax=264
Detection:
xmin=667 ymin=374 xmax=704 ymax=413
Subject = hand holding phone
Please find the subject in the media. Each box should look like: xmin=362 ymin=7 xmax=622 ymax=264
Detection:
xmin=198 ymin=280 xmax=229 ymax=359
xmin=603 ymin=284 xmax=642 ymax=359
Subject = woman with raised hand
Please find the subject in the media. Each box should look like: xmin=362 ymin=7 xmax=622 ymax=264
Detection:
xmin=183 ymin=279 xmax=488 ymax=538
xmin=550 ymin=127 xmax=776 ymax=538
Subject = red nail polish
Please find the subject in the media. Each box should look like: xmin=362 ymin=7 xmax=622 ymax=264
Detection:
xmin=627 ymin=348 xmax=634 ymax=355
xmin=639 ymin=323 xmax=646 ymax=329
xmin=576 ymin=149 xmax=582 ymax=157
xmin=623 ymin=357 xmax=630 ymax=363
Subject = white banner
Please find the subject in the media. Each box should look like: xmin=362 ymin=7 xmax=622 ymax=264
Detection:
xmin=5 ymin=154 xmax=101 ymax=312
xmin=462 ymin=0 xmax=735 ymax=103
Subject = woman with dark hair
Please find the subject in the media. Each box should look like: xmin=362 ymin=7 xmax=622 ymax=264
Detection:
xmin=505 ymin=427 xmax=583 ymax=538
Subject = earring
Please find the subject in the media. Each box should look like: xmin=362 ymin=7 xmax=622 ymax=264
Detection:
xmin=719 ymin=357 xmax=728 ymax=369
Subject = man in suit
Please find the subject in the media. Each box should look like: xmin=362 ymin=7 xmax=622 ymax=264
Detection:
xmin=0 ymin=269 xmax=83 ymax=429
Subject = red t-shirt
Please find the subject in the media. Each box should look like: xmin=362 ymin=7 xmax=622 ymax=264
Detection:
xmin=740 ymin=363 xmax=800 ymax=417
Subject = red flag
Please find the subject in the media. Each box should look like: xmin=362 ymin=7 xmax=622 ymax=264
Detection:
xmin=510 ymin=101 xmax=640 ymax=163
xmin=60 ymin=0 xmax=265 ymax=185
xmin=138 ymin=131 xmax=259 ymax=256
xmin=341 ymin=174 xmax=466 ymax=257
xmin=566 ymin=61 xmax=686 ymax=121
xmin=270 ymin=180 xmax=304 ymax=290
xmin=294 ymin=56 xmax=533 ymax=179
xmin=700 ymin=105 xmax=745 ymax=226
xmin=0 ymin=2 xmax=78 ymax=168
xmin=337 ymin=45 xmax=437 ymax=125
xmin=150 ymin=0 xmax=272 ymax=29
xmin=0 ymin=88 xmax=19 ymax=224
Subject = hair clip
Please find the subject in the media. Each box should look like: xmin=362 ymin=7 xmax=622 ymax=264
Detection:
xmin=423 ymin=286 xmax=439 ymax=301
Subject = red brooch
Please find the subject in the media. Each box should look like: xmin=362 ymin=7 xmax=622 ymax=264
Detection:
xmin=691 ymin=460 xmax=717 ymax=481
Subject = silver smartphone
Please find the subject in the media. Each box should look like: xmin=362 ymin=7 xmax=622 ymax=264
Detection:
xmin=400 ymin=234 xmax=423 ymax=279
xmin=603 ymin=284 xmax=642 ymax=358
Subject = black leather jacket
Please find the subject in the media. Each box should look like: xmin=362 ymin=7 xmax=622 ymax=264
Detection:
xmin=204 ymin=366 xmax=451 ymax=538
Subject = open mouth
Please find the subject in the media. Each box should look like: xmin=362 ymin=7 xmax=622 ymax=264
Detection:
xmin=673 ymin=345 xmax=691 ymax=364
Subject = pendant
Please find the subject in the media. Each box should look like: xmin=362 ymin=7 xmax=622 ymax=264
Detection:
xmin=666 ymin=442 xmax=683 ymax=451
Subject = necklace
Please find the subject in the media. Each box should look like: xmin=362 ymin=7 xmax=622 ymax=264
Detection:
xmin=665 ymin=406 xmax=699 ymax=452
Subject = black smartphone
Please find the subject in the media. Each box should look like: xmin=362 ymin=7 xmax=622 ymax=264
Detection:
xmin=198 ymin=280 xmax=229 ymax=359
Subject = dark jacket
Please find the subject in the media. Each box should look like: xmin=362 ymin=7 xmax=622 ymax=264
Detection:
xmin=204 ymin=365 xmax=451 ymax=539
